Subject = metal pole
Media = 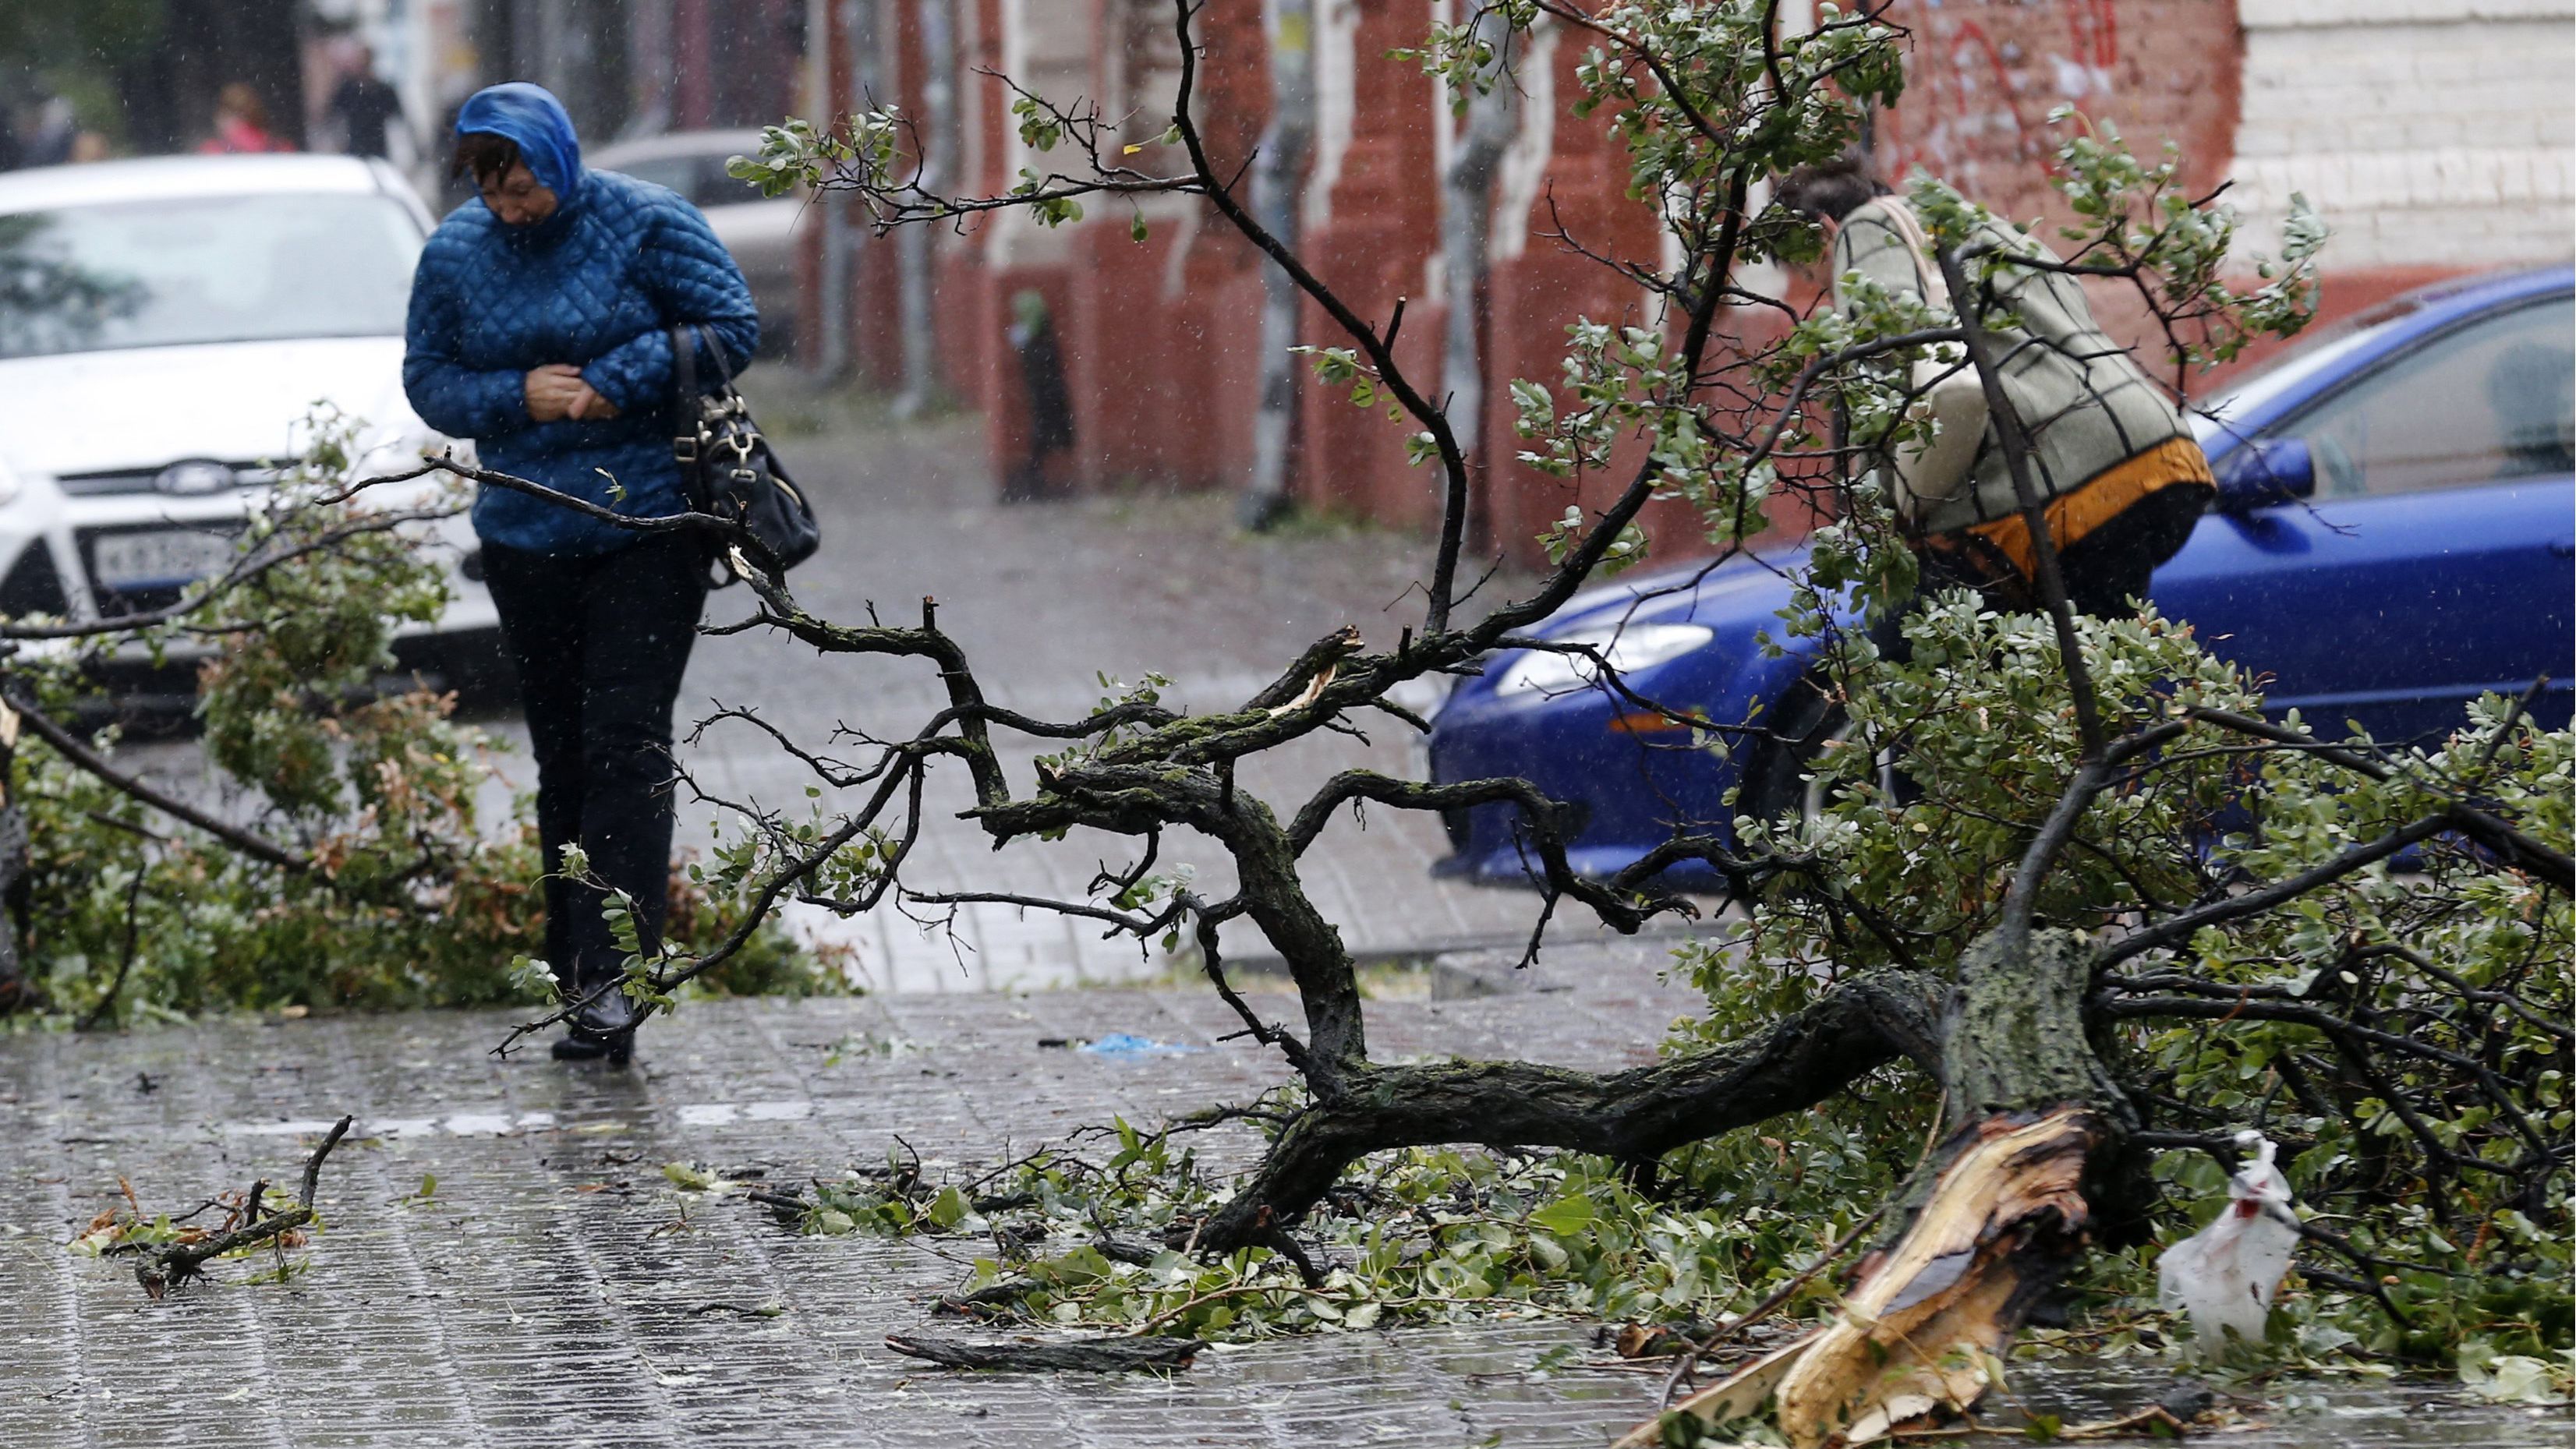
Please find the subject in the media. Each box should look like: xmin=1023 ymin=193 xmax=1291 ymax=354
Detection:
xmin=894 ymin=0 xmax=956 ymax=415
xmin=1243 ymin=0 xmax=1315 ymax=528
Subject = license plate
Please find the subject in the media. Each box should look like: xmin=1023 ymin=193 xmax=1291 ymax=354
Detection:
xmin=90 ymin=529 xmax=239 ymax=589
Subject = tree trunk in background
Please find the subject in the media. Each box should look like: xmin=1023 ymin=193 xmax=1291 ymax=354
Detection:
xmin=894 ymin=0 xmax=957 ymax=416
xmin=624 ymin=0 xmax=676 ymax=138
xmin=525 ymin=0 xmax=630 ymax=142
xmin=0 ymin=710 xmax=28 ymax=1013
xmin=1438 ymin=12 xmax=1518 ymax=553
xmin=1242 ymin=0 xmax=1316 ymax=528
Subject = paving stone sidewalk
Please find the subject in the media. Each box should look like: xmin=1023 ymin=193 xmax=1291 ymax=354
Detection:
xmin=0 ymin=943 xmax=1700 ymax=1449
xmin=3 ymin=943 xmax=2562 ymax=1448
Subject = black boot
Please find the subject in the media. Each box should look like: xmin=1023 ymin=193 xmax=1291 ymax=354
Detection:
xmin=554 ymin=967 xmax=642 ymax=1066
xmin=549 ymin=1029 xmax=612 ymax=1062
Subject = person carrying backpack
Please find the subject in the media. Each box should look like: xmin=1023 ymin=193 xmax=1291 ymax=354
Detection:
xmin=1778 ymin=156 xmax=2215 ymax=619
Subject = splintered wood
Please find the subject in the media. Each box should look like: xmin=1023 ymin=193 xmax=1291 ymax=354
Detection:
xmin=1619 ymin=1108 xmax=2102 ymax=1449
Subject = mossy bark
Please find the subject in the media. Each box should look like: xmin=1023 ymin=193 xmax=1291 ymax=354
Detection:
xmin=1194 ymin=974 xmax=1941 ymax=1252
xmin=1940 ymin=928 xmax=2121 ymax=1128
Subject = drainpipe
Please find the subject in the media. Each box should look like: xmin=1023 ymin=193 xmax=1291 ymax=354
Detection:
xmin=894 ymin=0 xmax=957 ymax=415
xmin=1438 ymin=9 xmax=1517 ymax=552
xmin=1242 ymin=0 xmax=1316 ymax=530
xmin=811 ymin=0 xmax=862 ymax=379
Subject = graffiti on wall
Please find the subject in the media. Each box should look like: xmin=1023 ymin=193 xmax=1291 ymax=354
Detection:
xmin=1873 ymin=0 xmax=2235 ymax=221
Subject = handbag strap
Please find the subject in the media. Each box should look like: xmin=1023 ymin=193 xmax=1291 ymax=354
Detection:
xmin=668 ymin=323 xmax=739 ymax=415
xmin=669 ymin=324 xmax=698 ymax=440
xmin=1859 ymin=195 xmax=1951 ymax=311
xmin=696 ymin=323 xmax=735 ymax=389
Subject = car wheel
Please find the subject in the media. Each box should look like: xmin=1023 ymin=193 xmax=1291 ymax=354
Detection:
xmin=1739 ymin=673 xmax=1904 ymax=832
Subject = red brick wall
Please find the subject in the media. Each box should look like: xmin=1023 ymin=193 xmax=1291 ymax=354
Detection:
xmin=1290 ymin=1 xmax=1442 ymax=525
xmin=1875 ymin=0 xmax=2242 ymax=222
xmin=825 ymin=1 xmax=2453 ymax=562
xmin=1479 ymin=24 xmax=1670 ymax=560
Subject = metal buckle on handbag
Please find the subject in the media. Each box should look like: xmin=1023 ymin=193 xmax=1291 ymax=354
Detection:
xmin=674 ymin=435 xmax=699 ymax=464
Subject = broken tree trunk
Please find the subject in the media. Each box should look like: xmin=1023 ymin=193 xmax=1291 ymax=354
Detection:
xmin=1630 ymin=929 xmax=2126 ymax=1447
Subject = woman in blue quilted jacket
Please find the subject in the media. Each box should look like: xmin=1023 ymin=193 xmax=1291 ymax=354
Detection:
xmin=404 ymin=83 xmax=758 ymax=1064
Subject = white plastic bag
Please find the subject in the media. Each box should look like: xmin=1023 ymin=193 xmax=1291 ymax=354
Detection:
xmin=2157 ymin=1130 xmax=2301 ymax=1350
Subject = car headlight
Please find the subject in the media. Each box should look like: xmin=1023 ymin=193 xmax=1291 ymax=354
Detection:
xmin=1492 ymin=624 xmax=1715 ymax=698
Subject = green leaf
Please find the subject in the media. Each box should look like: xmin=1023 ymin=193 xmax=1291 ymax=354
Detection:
xmin=928 ymin=1185 xmax=971 ymax=1230
xmin=1527 ymin=1194 xmax=1595 ymax=1235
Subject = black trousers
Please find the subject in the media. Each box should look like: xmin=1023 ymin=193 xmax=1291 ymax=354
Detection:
xmin=481 ymin=533 xmax=707 ymax=988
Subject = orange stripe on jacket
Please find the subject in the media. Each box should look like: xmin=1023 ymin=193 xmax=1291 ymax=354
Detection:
xmin=1957 ymin=436 xmax=2215 ymax=578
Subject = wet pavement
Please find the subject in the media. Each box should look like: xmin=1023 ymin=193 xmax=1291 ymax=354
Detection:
xmin=2 ymin=941 xmax=2562 ymax=1447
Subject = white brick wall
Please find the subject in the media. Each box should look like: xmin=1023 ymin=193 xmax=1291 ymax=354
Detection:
xmin=2230 ymin=1 xmax=2575 ymax=269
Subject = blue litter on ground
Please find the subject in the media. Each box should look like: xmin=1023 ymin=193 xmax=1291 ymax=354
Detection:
xmin=1077 ymin=1033 xmax=1205 ymax=1058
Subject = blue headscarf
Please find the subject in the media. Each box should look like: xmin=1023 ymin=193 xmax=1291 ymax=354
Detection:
xmin=452 ymin=82 xmax=582 ymax=196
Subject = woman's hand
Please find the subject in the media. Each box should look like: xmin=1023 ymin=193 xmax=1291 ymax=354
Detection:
xmin=524 ymin=363 xmax=622 ymax=422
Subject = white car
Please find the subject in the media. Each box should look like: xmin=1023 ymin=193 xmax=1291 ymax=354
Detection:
xmin=0 ymin=153 xmax=506 ymax=707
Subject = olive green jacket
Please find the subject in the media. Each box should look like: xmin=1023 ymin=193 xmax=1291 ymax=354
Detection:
xmin=1833 ymin=196 xmax=2191 ymax=535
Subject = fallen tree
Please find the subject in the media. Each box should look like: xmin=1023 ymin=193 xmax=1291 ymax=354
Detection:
xmin=405 ymin=0 xmax=2560 ymax=1430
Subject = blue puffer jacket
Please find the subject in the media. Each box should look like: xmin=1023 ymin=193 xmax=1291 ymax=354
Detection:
xmin=403 ymin=83 xmax=759 ymax=557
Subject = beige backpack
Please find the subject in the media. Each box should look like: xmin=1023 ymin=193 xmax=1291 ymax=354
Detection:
xmin=1859 ymin=197 xmax=1991 ymax=525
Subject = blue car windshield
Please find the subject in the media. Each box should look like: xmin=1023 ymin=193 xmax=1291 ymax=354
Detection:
xmin=0 ymin=193 xmax=423 ymax=359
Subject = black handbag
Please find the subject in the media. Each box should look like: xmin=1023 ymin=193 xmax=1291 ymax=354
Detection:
xmin=669 ymin=323 xmax=819 ymax=586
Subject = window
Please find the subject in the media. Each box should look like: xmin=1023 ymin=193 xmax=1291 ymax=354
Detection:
xmin=2284 ymin=294 xmax=2574 ymax=498
xmin=688 ymin=164 xmax=765 ymax=212
xmin=0 ymin=193 xmax=422 ymax=359
xmin=614 ymin=155 xmax=702 ymax=197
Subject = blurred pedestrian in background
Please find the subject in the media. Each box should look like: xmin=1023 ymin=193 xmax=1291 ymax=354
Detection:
xmin=330 ymin=45 xmax=407 ymax=160
xmin=1003 ymin=289 xmax=1074 ymax=502
xmin=402 ymin=83 xmax=758 ymax=1064
xmin=196 ymin=83 xmax=294 ymax=155
xmin=23 ymin=94 xmax=76 ymax=168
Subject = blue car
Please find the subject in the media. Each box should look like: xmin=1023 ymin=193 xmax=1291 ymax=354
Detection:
xmin=1428 ymin=267 xmax=2576 ymax=888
